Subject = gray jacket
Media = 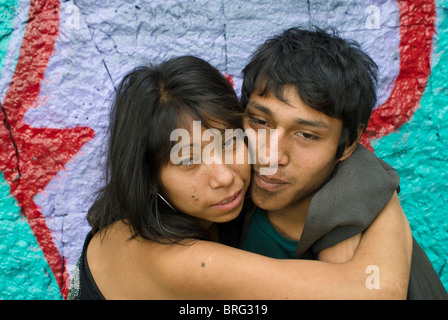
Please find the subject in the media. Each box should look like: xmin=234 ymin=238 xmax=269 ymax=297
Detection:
xmin=242 ymin=144 xmax=447 ymax=299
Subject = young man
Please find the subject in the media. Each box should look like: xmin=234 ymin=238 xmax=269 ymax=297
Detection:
xmin=240 ymin=27 xmax=447 ymax=300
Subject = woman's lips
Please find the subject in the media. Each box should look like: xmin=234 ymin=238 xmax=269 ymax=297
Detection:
xmin=211 ymin=189 xmax=243 ymax=210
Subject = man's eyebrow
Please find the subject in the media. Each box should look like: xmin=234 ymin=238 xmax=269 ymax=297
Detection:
xmin=247 ymin=101 xmax=330 ymax=129
xmin=246 ymin=101 xmax=273 ymax=117
xmin=295 ymin=118 xmax=330 ymax=129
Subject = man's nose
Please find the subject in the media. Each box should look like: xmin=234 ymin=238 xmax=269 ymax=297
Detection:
xmin=257 ymin=129 xmax=289 ymax=169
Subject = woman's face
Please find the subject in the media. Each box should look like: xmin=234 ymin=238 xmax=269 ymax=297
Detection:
xmin=159 ymin=121 xmax=251 ymax=227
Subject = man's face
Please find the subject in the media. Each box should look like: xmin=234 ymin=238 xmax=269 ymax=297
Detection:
xmin=242 ymin=85 xmax=344 ymax=213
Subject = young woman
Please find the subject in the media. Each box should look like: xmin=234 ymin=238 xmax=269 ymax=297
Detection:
xmin=68 ymin=56 xmax=412 ymax=300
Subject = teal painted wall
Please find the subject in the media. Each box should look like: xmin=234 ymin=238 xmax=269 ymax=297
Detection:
xmin=0 ymin=172 xmax=61 ymax=299
xmin=0 ymin=0 xmax=17 ymax=77
xmin=373 ymin=0 xmax=448 ymax=289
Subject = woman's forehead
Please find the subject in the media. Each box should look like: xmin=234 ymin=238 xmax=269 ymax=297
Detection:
xmin=175 ymin=113 xmax=236 ymax=133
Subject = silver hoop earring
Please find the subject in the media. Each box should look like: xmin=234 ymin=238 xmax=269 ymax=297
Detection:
xmin=157 ymin=193 xmax=176 ymax=212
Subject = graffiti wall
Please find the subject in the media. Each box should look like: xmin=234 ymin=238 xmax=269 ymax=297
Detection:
xmin=0 ymin=0 xmax=446 ymax=299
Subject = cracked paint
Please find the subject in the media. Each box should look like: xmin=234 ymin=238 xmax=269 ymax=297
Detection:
xmin=0 ymin=0 xmax=447 ymax=299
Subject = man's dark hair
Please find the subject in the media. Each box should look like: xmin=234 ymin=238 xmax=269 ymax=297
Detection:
xmin=241 ymin=27 xmax=378 ymax=158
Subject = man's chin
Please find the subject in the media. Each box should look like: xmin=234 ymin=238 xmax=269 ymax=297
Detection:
xmin=250 ymin=184 xmax=290 ymax=211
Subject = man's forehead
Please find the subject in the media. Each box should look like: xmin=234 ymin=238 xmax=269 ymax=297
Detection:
xmin=247 ymin=87 xmax=312 ymax=116
xmin=246 ymin=91 xmax=340 ymax=131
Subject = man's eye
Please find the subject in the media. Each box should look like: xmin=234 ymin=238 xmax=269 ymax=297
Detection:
xmin=249 ymin=118 xmax=269 ymax=127
xmin=297 ymin=132 xmax=318 ymax=140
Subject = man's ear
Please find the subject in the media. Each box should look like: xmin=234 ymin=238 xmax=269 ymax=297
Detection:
xmin=337 ymin=125 xmax=365 ymax=162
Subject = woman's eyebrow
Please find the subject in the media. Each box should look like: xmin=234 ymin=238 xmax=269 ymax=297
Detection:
xmin=173 ymin=142 xmax=201 ymax=150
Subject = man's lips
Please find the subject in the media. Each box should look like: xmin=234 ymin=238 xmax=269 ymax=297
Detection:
xmin=254 ymin=170 xmax=289 ymax=191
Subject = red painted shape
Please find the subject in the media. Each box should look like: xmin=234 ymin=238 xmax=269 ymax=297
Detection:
xmin=0 ymin=0 xmax=94 ymax=299
xmin=360 ymin=0 xmax=436 ymax=150
xmin=223 ymin=73 xmax=235 ymax=88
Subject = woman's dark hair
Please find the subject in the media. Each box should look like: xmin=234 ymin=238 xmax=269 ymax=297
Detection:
xmin=241 ymin=26 xmax=378 ymax=158
xmin=87 ymin=56 xmax=243 ymax=244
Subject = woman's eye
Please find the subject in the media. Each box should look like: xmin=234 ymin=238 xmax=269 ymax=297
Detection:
xmin=223 ymin=136 xmax=237 ymax=149
xmin=175 ymin=157 xmax=195 ymax=166
xmin=182 ymin=158 xmax=194 ymax=165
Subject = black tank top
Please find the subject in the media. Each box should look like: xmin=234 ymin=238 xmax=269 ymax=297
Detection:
xmin=67 ymin=231 xmax=106 ymax=300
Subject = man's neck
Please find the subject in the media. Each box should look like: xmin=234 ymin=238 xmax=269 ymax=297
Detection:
xmin=265 ymin=196 xmax=312 ymax=242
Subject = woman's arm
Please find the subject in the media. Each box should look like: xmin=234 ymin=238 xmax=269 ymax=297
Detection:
xmin=318 ymin=233 xmax=361 ymax=264
xmin=150 ymin=191 xmax=412 ymax=299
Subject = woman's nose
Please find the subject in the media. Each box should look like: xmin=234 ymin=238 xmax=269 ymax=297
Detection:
xmin=208 ymin=163 xmax=235 ymax=189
